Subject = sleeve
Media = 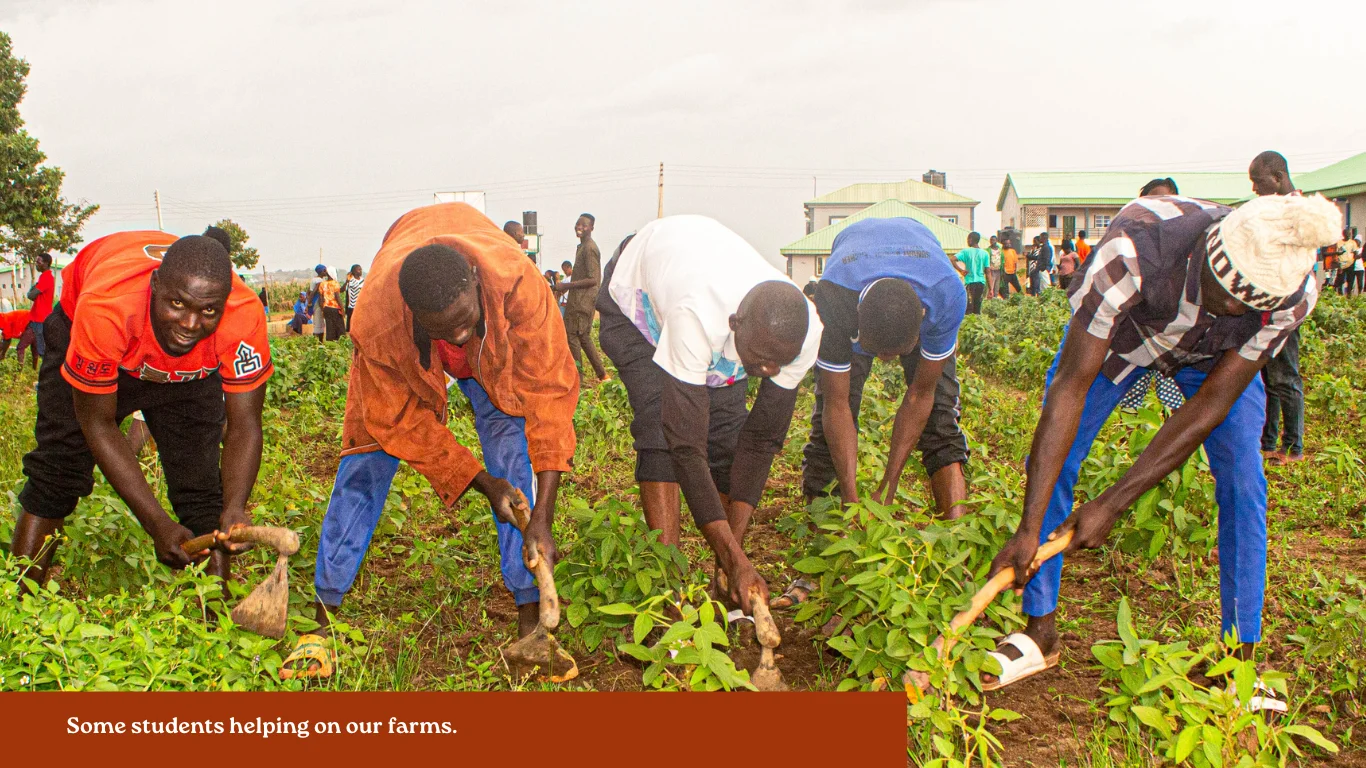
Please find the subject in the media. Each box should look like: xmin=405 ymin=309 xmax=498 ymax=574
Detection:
xmin=348 ymin=356 xmax=483 ymax=506
xmin=1067 ymin=235 xmax=1144 ymax=342
xmin=920 ymin=281 xmax=966 ymax=361
xmin=726 ymin=378 xmax=800 ymax=507
xmin=62 ymin=299 xmax=128 ymax=395
xmin=218 ymin=297 xmax=275 ymax=393
xmin=587 ymin=243 xmax=602 ymax=282
xmin=652 ymin=307 xmax=715 ymax=386
xmin=813 ymin=281 xmax=859 ymax=373
xmin=1238 ymin=283 xmax=1317 ymax=364
xmin=660 ymin=375 xmax=728 ymax=528
xmin=772 ymin=299 xmax=822 ymax=389
xmin=502 ymin=274 xmax=579 ymax=474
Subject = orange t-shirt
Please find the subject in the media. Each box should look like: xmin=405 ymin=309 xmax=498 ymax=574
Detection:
xmin=0 ymin=309 xmax=30 ymax=339
xmin=60 ymin=231 xmax=274 ymax=396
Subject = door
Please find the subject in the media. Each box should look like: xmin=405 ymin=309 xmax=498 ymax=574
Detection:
xmin=1062 ymin=216 xmax=1076 ymax=240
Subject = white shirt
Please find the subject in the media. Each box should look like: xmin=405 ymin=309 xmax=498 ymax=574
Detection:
xmin=609 ymin=215 xmax=822 ymax=389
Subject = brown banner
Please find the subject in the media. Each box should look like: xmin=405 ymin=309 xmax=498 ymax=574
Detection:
xmin=1 ymin=691 xmax=905 ymax=766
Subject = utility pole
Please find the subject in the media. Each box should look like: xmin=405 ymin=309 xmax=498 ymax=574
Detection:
xmin=657 ymin=162 xmax=664 ymax=219
xmin=812 ymin=176 xmax=817 ymax=198
xmin=154 ymin=190 xmax=164 ymax=231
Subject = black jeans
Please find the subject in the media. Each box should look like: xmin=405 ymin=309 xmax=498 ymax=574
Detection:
xmin=801 ymin=352 xmax=969 ymax=499
xmin=19 ymin=307 xmax=227 ymax=535
xmin=1260 ymin=329 xmax=1303 ymax=455
xmin=966 ymin=282 xmax=984 ymax=315
xmin=597 ymin=258 xmax=746 ymax=491
xmin=1000 ymin=273 xmax=1023 ymax=297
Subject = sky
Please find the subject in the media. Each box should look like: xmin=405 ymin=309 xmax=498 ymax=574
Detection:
xmin=3 ymin=0 xmax=1364 ymax=273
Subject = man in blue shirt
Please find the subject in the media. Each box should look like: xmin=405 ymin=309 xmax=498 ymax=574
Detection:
xmin=777 ymin=217 xmax=971 ymax=607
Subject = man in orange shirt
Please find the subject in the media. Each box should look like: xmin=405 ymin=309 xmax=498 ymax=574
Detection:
xmin=284 ymin=203 xmax=579 ymax=678
xmin=1000 ymin=240 xmax=1023 ymax=297
xmin=11 ymin=231 xmax=273 ymax=588
xmin=1075 ymin=230 xmax=1091 ymax=263
xmin=0 ymin=307 xmax=30 ymax=363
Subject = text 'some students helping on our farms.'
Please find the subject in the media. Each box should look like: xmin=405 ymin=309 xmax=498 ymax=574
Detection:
xmin=10 ymin=230 xmax=274 ymax=591
xmin=780 ymin=216 xmax=972 ymax=609
xmin=284 ymin=202 xmax=579 ymax=679
xmin=599 ymin=214 xmax=821 ymax=615
xmin=984 ymin=193 xmax=1340 ymax=711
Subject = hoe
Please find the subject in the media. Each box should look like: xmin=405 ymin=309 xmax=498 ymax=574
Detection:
xmin=500 ymin=491 xmax=578 ymax=683
xmin=181 ymin=525 xmax=301 ymax=639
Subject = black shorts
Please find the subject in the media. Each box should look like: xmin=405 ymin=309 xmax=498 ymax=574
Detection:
xmin=18 ymin=307 xmax=227 ymax=536
xmin=597 ymin=258 xmax=747 ymax=492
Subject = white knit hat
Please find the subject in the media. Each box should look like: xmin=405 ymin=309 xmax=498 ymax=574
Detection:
xmin=1205 ymin=193 xmax=1341 ymax=310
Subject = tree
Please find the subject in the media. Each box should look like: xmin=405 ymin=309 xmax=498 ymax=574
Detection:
xmin=0 ymin=32 xmax=97 ymax=278
xmin=210 ymin=218 xmax=261 ymax=270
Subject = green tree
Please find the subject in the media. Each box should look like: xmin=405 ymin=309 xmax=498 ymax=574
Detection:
xmin=0 ymin=32 xmax=97 ymax=276
xmin=210 ymin=218 xmax=261 ymax=270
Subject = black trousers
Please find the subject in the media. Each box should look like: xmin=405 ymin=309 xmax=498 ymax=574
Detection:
xmin=1000 ymin=273 xmax=1023 ymax=296
xmin=966 ymin=282 xmax=984 ymax=314
xmin=597 ymin=260 xmax=746 ymax=492
xmin=323 ymin=307 xmax=344 ymax=341
xmin=801 ymin=352 xmax=969 ymax=499
xmin=18 ymin=307 xmax=227 ymax=536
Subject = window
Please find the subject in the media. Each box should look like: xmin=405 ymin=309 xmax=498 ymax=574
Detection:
xmin=1093 ymin=214 xmax=1112 ymax=228
xmin=827 ymin=216 xmax=846 ymax=226
xmin=939 ymin=215 xmax=958 ymax=224
xmin=816 ymin=257 xmax=825 ymax=276
xmin=1048 ymin=214 xmax=1059 ymax=228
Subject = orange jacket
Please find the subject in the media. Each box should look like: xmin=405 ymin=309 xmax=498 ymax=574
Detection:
xmin=341 ymin=203 xmax=580 ymax=506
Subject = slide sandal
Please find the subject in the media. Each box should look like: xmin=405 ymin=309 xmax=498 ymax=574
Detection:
xmin=980 ymin=633 xmax=1059 ymax=691
xmin=279 ymin=633 xmax=334 ymax=680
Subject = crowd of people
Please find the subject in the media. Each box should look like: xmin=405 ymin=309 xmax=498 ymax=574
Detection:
xmin=5 ymin=150 xmax=1347 ymax=711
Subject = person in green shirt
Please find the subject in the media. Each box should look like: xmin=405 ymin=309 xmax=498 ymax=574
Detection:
xmin=954 ymin=232 xmax=991 ymax=314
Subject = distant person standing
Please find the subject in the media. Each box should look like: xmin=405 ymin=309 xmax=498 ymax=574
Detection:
xmin=986 ymin=235 xmax=1003 ymax=299
xmin=342 ymin=264 xmax=365 ymax=332
xmin=1353 ymin=230 xmax=1365 ymax=295
xmin=954 ymin=232 xmax=990 ymax=314
xmin=1025 ymin=235 xmax=1041 ymax=296
xmin=558 ymin=260 xmax=573 ymax=316
xmin=1075 ymin=229 xmax=1091 ymax=264
xmin=555 ymin=214 xmax=610 ymax=383
xmin=26 ymin=252 xmax=55 ymax=367
xmin=1036 ymin=233 xmax=1054 ymax=293
xmin=1249 ymin=150 xmax=1306 ymax=464
xmin=1000 ymin=239 xmax=1023 ymax=297
xmin=1056 ymin=239 xmax=1079 ymax=291
xmin=318 ymin=269 xmax=344 ymax=342
xmin=308 ymin=265 xmax=328 ymax=341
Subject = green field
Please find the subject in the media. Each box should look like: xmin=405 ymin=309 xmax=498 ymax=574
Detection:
xmin=2 ymin=290 xmax=1363 ymax=767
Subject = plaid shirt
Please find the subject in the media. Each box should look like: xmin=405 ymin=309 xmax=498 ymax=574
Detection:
xmin=1068 ymin=195 xmax=1316 ymax=383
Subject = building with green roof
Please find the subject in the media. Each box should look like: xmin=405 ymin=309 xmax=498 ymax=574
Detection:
xmin=996 ymin=171 xmax=1252 ymax=245
xmin=1296 ymin=151 xmax=1366 ymax=232
xmin=782 ymin=199 xmax=972 ymax=285
xmin=806 ymin=174 xmax=979 ymax=235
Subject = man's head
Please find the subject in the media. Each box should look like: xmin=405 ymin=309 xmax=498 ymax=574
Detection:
xmin=561 ymin=260 xmax=573 ymax=275
xmin=399 ymin=244 xmax=480 ymax=346
xmin=315 ymin=264 xmax=329 ymax=278
xmin=503 ymin=221 xmax=524 ymax=243
xmin=349 ymin=264 xmax=362 ymax=278
xmin=575 ymin=213 xmax=595 ymax=241
xmin=856 ymin=278 xmax=924 ymax=360
xmin=1140 ymin=177 xmax=1179 ymax=197
xmin=1078 ymin=230 xmax=1087 ymax=240
xmin=150 ymin=235 xmax=234 ymax=357
xmin=1199 ymin=193 xmax=1341 ymax=317
xmin=967 ymin=232 xmax=981 ymax=247
xmin=990 ymin=235 xmax=999 ymax=246
xmin=35 ymin=253 xmax=52 ymax=272
xmin=1249 ymin=151 xmax=1293 ymax=197
xmin=729 ymin=281 xmax=809 ymax=378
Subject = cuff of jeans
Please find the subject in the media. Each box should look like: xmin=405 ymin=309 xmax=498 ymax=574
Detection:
xmin=512 ymin=586 xmax=541 ymax=606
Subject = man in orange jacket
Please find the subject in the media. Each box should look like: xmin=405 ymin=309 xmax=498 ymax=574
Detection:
xmin=284 ymin=203 xmax=580 ymax=678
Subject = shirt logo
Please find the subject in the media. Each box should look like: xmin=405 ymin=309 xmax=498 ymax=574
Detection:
xmin=233 ymin=341 xmax=263 ymax=378
xmin=136 ymin=362 xmax=214 ymax=383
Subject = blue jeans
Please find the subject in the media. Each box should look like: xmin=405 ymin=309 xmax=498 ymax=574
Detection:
xmin=314 ymin=377 xmax=540 ymax=607
xmin=1023 ymin=335 xmax=1269 ymax=644
xmin=1260 ymin=329 xmax=1303 ymax=455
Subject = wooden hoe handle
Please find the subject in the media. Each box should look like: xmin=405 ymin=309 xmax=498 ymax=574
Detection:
xmin=749 ymin=587 xmax=781 ymax=649
xmin=180 ymin=526 xmax=301 ymax=557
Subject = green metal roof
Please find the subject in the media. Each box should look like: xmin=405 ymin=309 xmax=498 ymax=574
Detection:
xmin=780 ymin=199 xmax=972 ymax=256
xmin=1296 ymin=152 xmax=1366 ymax=198
xmin=808 ymin=178 xmax=977 ymax=206
xmin=997 ymin=172 xmax=1252 ymax=210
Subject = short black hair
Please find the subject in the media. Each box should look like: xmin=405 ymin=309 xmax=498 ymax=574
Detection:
xmin=1062 ymin=239 xmax=1074 ymax=252
xmin=967 ymin=231 xmax=981 ymax=247
xmin=1252 ymin=150 xmax=1289 ymax=175
xmin=578 ymin=213 xmax=595 ymax=224
xmin=350 ymin=264 xmax=362 ymax=274
xmin=35 ymin=252 xmax=53 ymax=266
xmin=742 ymin=281 xmax=808 ymax=346
xmin=159 ymin=235 xmax=233 ymax=291
xmin=1079 ymin=230 xmax=1088 ymax=238
xmin=202 ymin=226 xmax=233 ymax=253
xmin=1140 ymin=177 xmax=1179 ymax=196
xmin=858 ymin=279 xmax=923 ymax=356
xmin=399 ymin=244 xmax=474 ymax=313
xmin=562 ymin=260 xmax=573 ymax=270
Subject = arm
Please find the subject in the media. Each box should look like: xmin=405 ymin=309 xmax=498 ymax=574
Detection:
xmin=72 ymin=390 xmax=195 ymax=567
xmin=726 ymin=378 xmax=800 ymax=541
xmin=820 ymin=368 xmax=861 ymax=504
xmin=218 ymin=384 xmax=266 ymax=550
xmin=1056 ymin=352 xmax=1264 ymax=550
xmin=873 ymin=355 xmax=946 ymax=504
xmin=660 ymin=376 xmax=767 ymax=611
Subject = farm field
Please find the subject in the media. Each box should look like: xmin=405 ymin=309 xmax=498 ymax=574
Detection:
xmin=2 ymin=290 xmax=1363 ymax=767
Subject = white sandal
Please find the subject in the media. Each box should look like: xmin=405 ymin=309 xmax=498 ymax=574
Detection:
xmin=1227 ymin=678 xmax=1288 ymax=714
xmin=980 ymin=633 xmax=1060 ymax=691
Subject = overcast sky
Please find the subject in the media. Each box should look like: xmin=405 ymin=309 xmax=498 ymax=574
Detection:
xmin=3 ymin=0 xmax=1363 ymax=273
